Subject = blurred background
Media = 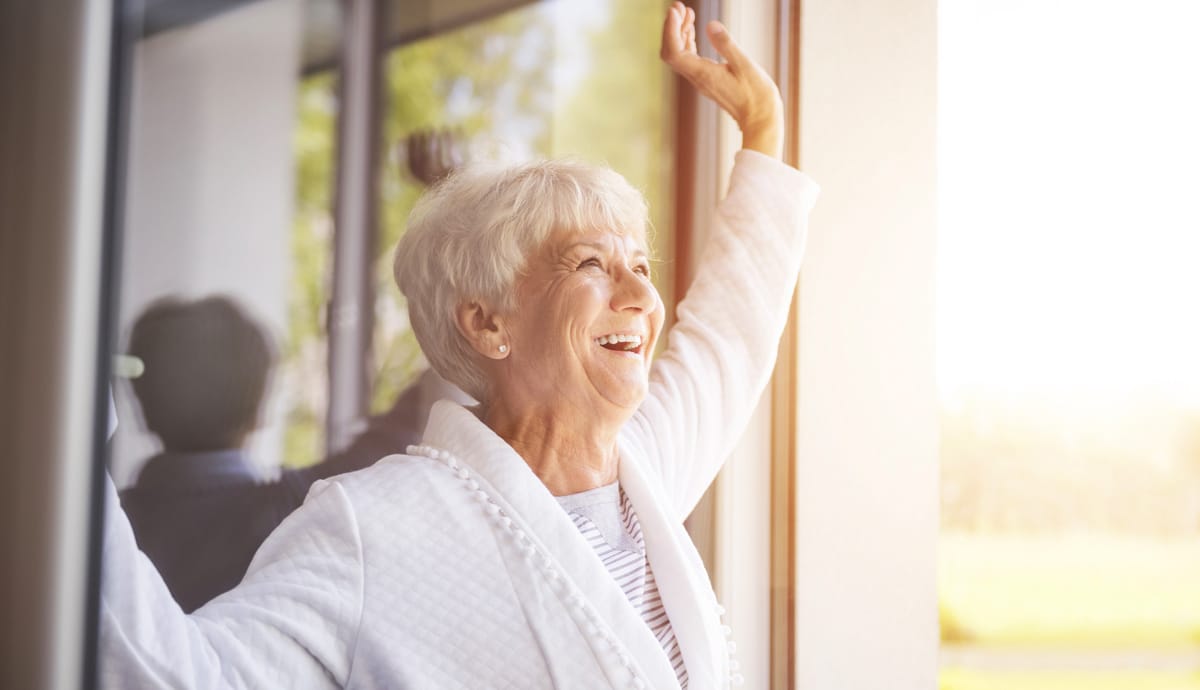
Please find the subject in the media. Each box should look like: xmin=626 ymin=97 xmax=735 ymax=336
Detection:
xmin=937 ymin=1 xmax=1200 ymax=688
xmin=3 ymin=0 xmax=1198 ymax=687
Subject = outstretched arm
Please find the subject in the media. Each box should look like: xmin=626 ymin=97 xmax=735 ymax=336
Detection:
xmin=99 ymin=473 xmax=363 ymax=687
xmin=660 ymin=1 xmax=784 ymax=158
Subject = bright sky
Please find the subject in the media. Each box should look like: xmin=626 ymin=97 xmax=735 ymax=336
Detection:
xmin=937 ymin=0 xmax=1200 ymax=404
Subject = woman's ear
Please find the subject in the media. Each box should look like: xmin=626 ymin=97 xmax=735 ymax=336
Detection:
xmin=454 ymin=301 xmax=510 ymax=359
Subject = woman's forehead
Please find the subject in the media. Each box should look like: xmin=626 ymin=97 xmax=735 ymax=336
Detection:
xmin=546 ymin=225 xmax=649 ymax=255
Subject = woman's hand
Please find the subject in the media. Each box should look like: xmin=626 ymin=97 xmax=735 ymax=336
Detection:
xmin=660 ymin=1 xmax=784 ymax=158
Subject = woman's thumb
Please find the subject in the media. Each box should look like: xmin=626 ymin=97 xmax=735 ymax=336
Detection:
xmin=706 ymin=21 xmax=747 ymax=68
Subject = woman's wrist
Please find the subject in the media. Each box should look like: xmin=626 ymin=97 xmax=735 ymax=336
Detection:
xmin=739 ymin=99 xmax=784 ymax=159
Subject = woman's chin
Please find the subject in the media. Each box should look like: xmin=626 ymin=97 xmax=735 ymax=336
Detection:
xmin=594 ymin=379 xmax=649 ymax=414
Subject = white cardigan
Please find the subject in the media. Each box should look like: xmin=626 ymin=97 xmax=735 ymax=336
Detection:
xmin=99 ymin=150 xmax=818 ymax=689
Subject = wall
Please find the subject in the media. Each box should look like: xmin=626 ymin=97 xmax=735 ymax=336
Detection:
xmin=0 ymin=0 xmax=112 ymax=685
xmin=794 ymin=0 xmax=940 ymax=686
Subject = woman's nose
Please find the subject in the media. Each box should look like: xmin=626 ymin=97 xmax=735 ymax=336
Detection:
xmin=611 ymin=264 xmax=659 ymax=313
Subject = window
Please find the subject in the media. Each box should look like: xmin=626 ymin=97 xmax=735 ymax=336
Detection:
xmin=938 ymin=2 xmax=1200 ymax=688
xmin=284 ymin=0 xmax=677 ymax=466
xmin=283 ymin=70 xmax=339 ymax=466
xmin=369 ymin=0 xmax=675 ymax=417
xmin=110 ymin=0 xmax=341 ymax=484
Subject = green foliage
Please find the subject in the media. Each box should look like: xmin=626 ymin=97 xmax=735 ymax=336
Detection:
xmin=941 ymin=391 xmax=1200 ymax=535
xmin=550 ymin=0 xmax=674 ymax=308
xmin=371 ymin=7 xmax=556 ymax=413
xmin=939 ymin=669 xmax=1200 ymax=690
xmin=289 ymin=74 xmax=337 ymax=358
xmin=285 ymin=0 xmax=678 ymax=457
xmin=282 ymin=74 xmax=338 ymax=467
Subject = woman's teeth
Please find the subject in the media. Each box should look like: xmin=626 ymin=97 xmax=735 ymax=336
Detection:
xmin=595 ymin=334 xmax=643 ymax=351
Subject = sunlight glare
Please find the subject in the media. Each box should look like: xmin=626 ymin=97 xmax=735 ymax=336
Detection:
xmin=938 ymin=0 xmax=1200 ymax=407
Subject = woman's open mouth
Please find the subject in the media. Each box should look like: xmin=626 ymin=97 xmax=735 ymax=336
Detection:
xmin=594 ymin=333 xmax=644 ymax=356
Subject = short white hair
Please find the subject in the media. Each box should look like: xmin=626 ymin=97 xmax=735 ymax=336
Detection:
xmin=393 ymin=158 xmax=651 ymax=404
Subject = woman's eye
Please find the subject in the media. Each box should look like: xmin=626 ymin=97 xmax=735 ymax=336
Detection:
xmin=578 ymin=257 xmax=603 ymax=270
xmin=634 ymin=264 xmax=651 ymax=277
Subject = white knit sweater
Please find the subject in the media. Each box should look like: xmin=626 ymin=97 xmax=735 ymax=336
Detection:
xmin=99 ymin=150 xmax=819 ymax=689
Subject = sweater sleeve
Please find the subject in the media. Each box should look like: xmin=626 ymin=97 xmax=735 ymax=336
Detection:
xmin=98 ymin=473 xmax=364 ymax=688
xmin=624 ymin=150 xmax=819 ymax=519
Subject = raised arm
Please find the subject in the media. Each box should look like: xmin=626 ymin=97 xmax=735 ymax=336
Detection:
xmin=624 ymin=5 xmax=818 ymax=518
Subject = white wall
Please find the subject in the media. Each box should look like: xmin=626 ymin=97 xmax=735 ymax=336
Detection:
xmin=793 ymin=0 xmax=940 ymax=687
xmin=111 ymin=0 xmax=302 ymax=485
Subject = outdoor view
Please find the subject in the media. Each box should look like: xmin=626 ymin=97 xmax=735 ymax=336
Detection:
xmin=282 ymin=0 xmax=673 ymax=466
xmin=937 ymin=1 xmax=1200 ymax=688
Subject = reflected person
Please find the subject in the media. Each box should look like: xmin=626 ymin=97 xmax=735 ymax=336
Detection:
xmin=119 ymin=296 xmax=379 ymax=612
xmin=100 ymin=6 xmax=820 ymax=688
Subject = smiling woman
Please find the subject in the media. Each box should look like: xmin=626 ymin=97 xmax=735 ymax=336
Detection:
xmin=475 ymin=225 xmax=665 ymax=493
xmin=393 ymin=158 xmax=655 ymax=407
xmin=96 ymin=4 xmax=819 ymax=688
xmin=393 ymin=158 xmax=668 ymax=495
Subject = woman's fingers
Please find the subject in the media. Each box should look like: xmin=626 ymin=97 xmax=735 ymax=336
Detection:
xmin=660 ymin=2 xmax=691 ymax=64
xmin=661 ymin=5 xmax=722 ymax=92
xmin=659 ymin=2 xmax=783 ymax=156
xmin=684 ymin=7 xmax=697 ymax=53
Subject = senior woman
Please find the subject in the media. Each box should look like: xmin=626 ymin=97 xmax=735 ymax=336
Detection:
xmin=99 ymin=5 xmax=819 ymax=689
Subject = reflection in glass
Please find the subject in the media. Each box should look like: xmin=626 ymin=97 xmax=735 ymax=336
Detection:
xmin=110 ymin=0 xmax=348 ymax=611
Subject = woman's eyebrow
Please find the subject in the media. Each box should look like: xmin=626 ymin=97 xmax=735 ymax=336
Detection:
xmin=561 ymin=240 xmax=648 ymax=262
xmin=561 ymin=240 xmax=609 ymax=253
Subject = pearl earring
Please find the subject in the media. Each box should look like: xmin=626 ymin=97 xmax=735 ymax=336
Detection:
xmin=498 ymin=344 xmax=508 ymax=354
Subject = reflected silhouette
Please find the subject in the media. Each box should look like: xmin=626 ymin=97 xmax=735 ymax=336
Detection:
xmin=118 ymin=296 xmax=386 ymax=612
xmin=325 ymin=368 xmax=474 ymax=473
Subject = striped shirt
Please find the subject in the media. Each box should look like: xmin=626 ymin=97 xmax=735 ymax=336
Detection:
xmin=556 ymin=483 xmax=688 ymax=688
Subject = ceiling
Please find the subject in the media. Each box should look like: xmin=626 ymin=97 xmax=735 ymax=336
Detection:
xmin=139 ymin=0 xmax=539 ymax=72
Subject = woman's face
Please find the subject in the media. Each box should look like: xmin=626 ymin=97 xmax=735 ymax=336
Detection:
xmin=501 ymin=226 xmax=664 ymax=416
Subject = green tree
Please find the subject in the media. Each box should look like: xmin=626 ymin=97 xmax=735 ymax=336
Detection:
xmin=285 ymin=1 xmax=676 ymax=464
xmin=550 ymin=0 xmax=674 ymax=309
xmin=371 ymin=8 xmax=556 ymax=413
xmin=283 ymin=73 xmax=338 ymax=467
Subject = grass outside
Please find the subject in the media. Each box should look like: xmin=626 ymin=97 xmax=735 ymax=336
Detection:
xmin=940 ymin=668 xmax=1200 ymax=690
xmin=939 ymin=533 xmax=1200 ymax=689
xmin=940 ymin=533 xmax=1200 ymax=647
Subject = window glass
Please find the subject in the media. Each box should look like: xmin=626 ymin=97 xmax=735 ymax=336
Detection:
xmin=370 ymin=0 xmax=675 ymax=414
xmin=105 ymin=0 xmax=350 ymax=616
xmin=102 ymin=0 xmax=675 ymax=631
xmin=282 ymin=71 xmax=338 ymax=467
xmin=111 ymin=0 xmax=342 ymax=482
xmin=938 ymin=2 xmax=1200 ymax=688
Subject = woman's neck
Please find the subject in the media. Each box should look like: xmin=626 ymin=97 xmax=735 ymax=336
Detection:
xmin=483 ymin=402 xmax=622 ymax=496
